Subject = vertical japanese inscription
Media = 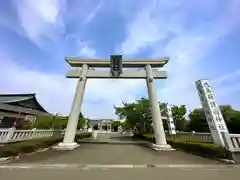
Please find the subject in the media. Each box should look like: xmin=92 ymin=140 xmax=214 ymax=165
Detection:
xmin=110 ymin=55 xmax=123 ymax=77
xmin=166 ymin=105 xmax=176 ymax=135
xmin=195 ymin=79 xmax=228 ymax=132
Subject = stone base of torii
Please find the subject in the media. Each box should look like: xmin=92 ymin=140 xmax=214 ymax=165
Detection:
xmin=53 ymin=56 xmax=174 ymax=151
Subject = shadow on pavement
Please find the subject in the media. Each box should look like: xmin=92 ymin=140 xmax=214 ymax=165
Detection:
xmin=109 ymin=136 xmax=143 ymax=141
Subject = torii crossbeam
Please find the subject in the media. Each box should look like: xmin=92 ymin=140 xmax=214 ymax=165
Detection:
xmin=54 ymin=55 xmax=173 ymax=151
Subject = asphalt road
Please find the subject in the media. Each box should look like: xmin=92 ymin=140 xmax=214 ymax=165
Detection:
xmin=0 ymin=166 xmax=240 ymax=180
xmin=0 ymin=134 xmax=239 ymax=180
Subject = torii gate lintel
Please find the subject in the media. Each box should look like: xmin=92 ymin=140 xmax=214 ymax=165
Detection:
xmin=54 ymin=55 xmax=173 ymax=151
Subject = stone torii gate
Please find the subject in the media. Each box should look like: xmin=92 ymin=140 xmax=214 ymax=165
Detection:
xmin=54 ymin=55 xmax=173 ymax=151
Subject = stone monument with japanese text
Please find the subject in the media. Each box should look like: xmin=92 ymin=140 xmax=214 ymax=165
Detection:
xmin=166 ymin=105 xmax=176 ymax=135
xmin=195 ymin=79 xmax=229 ymax=147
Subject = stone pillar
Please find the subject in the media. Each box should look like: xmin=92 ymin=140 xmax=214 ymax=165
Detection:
xmin=166 ymin=105 xmax=176 ymax=135
xmin=195 ymin=79 xmax=229 ymax=147
xmin=54 ymin=64 xmax=88 ymax=150
xmin=145 ymin=64 xmax=173 ymax=151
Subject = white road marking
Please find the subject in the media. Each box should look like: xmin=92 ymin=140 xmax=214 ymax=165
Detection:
xmin=0 ymin=164 xmax=238 ymax=170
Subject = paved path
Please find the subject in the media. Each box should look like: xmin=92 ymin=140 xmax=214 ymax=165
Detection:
xmin=0 ymin=133 xmax=239 ymax=179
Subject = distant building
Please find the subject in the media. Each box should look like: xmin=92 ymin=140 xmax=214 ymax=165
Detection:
xmin=87 ymin=119 xmax=114 ymax=131
xmin=0 ymin=93 xmax=50 ymax=128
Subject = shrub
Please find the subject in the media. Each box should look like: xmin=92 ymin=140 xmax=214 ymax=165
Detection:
xmin=0 ymin=133 xmax=91 ymax=158
xmin=75 ymin=132 xmax=91 ymax=141
xmin=167 ymin=138 xmax=230 ymax=159
xmin=0 ymin=147 xmax=19 ymax=157
xmin=133 ymin=133 xmax=155 ymax=143
xmin=134 ymin=133 xmax=232 ymax=160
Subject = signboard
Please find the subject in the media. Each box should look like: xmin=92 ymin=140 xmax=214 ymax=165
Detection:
xmin=195 ymin=79 xmax=228 ymax=146
xmin=166 ymin=105 xmax=176 ymax=135
xmin=110 ymin=55 xmax=122 ymax=76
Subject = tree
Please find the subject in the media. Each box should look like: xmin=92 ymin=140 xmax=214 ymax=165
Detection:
xmin=34 ymin=115 xmax=54 ymax=129
xmin=115 ymin=98 xmax=181 ymax=134
xmin=224 ymin=110 xmax=240 ymax=133
xmin=34 ymin=115 xmax=68 ymax=129
xmin=185 ymin=105 xmax=240 ymax=133
xmin=186 ymin=109 xmax=209 ymax=132
xmin=77 ymin=112 xmax=86 ymax=129
xmin=115 ymin=98 xmax=153 ymax=134
xmin=219 ymin=105 xmax=234 ymax=123
xmin=171 ymin=105 xmax=187 ymax=131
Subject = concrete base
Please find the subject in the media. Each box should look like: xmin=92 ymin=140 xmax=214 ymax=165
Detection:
xmin=231 ymin=152 xmax=240 ymax=164
xmin=52 ymin=142 xmax=80 ymax=151
xmin=150 ymin=143 xmax=175 ymax=151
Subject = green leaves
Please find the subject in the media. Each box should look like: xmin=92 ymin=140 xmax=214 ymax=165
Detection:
xmin=77 ymin=112 xmax=86 ymax=129
xmin=171 ymin=105 xmax=187 ymax=131
xmin=34 ymin=115 xmax=68 ymax=130
xmin=115 ymin=97 xmax=240 ymax=134
xmin=114 ymin=97 xmax=187 ymax=133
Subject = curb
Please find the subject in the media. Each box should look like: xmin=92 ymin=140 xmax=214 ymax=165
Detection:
xmin=0 ymin=147 xmax=51 ymax=163
xmin=147 ymin=143 xmax=176 ymax=151
xmin=217 ymin=158 xmax=235 ymax=164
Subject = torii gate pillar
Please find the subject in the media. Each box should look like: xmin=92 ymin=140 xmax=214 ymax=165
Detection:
xmin=54 ymin=64 xmax=88 ymax=150
xmin=146 ymin=64 xmax=173 ymax=150
xmin=54 ymin=56 xmax=173 ymax=151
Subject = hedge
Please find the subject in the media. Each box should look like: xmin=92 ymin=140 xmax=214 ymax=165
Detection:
xmin=0 ymin=132 xmax=91 ymax=158
xmin=133 ymin=133 xmax=232 ymax=160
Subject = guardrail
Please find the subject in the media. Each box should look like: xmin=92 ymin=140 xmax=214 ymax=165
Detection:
xmin=0 ymin=128 xmax=89 ymax=144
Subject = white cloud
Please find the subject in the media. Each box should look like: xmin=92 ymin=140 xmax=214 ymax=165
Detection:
xmin=82 ymin=0 xmax=104 ymax=26
xmin=2 ymin=0 xmax=240 ymax=120
xmin=0 ymin=52 xmax=144 ymax=118
xmin=78 ymin=45 xmax=96 ymax=58
xmin=14 ymin=0 xmax=66 ymax=45
xmin=119 ymin=0 xmax=240 ymax=110
xmin=119 ymin=2 xmax=165 ymax=55
xmin=212 ymin=70 xmax=240 ymax=98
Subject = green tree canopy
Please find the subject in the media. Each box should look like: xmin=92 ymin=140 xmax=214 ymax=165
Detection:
xmin=34 ymin=115 xmax=68 ymax=129
xmin=171 ymin=105 xmax=187 ymax=131
xmin=185 ymin=109 xmax=209 ymax=132
xmin=185 ymin=105 xmax=240 ymax=133
xmin=115 ymin=97 xmax=187 ymax=134
xmin=77 ymin=112 xmax=86 ymax=129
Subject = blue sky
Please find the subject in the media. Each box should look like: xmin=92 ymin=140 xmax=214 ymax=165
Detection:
xmin=0 ymin=0 xmax=240 ymax=119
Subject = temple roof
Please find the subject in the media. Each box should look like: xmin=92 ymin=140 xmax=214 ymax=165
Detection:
xmin=0 ymin=93 xmax=49 ymax=115
xmin=0 ymin=93 xmax=35 ymax=103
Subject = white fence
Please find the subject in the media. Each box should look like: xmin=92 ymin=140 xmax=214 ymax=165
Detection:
xmin=229 ymin=134 xmax=240 ymax=151
xmin=167 ymin=132 xmax=213 ymax=142
xmin=167 ymin=131 xmax=240 ymax=151
xmin=0 ymin=128 xmax=89 ymax=144
xmin=1 ymin=128 xmax=240 ymax=152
